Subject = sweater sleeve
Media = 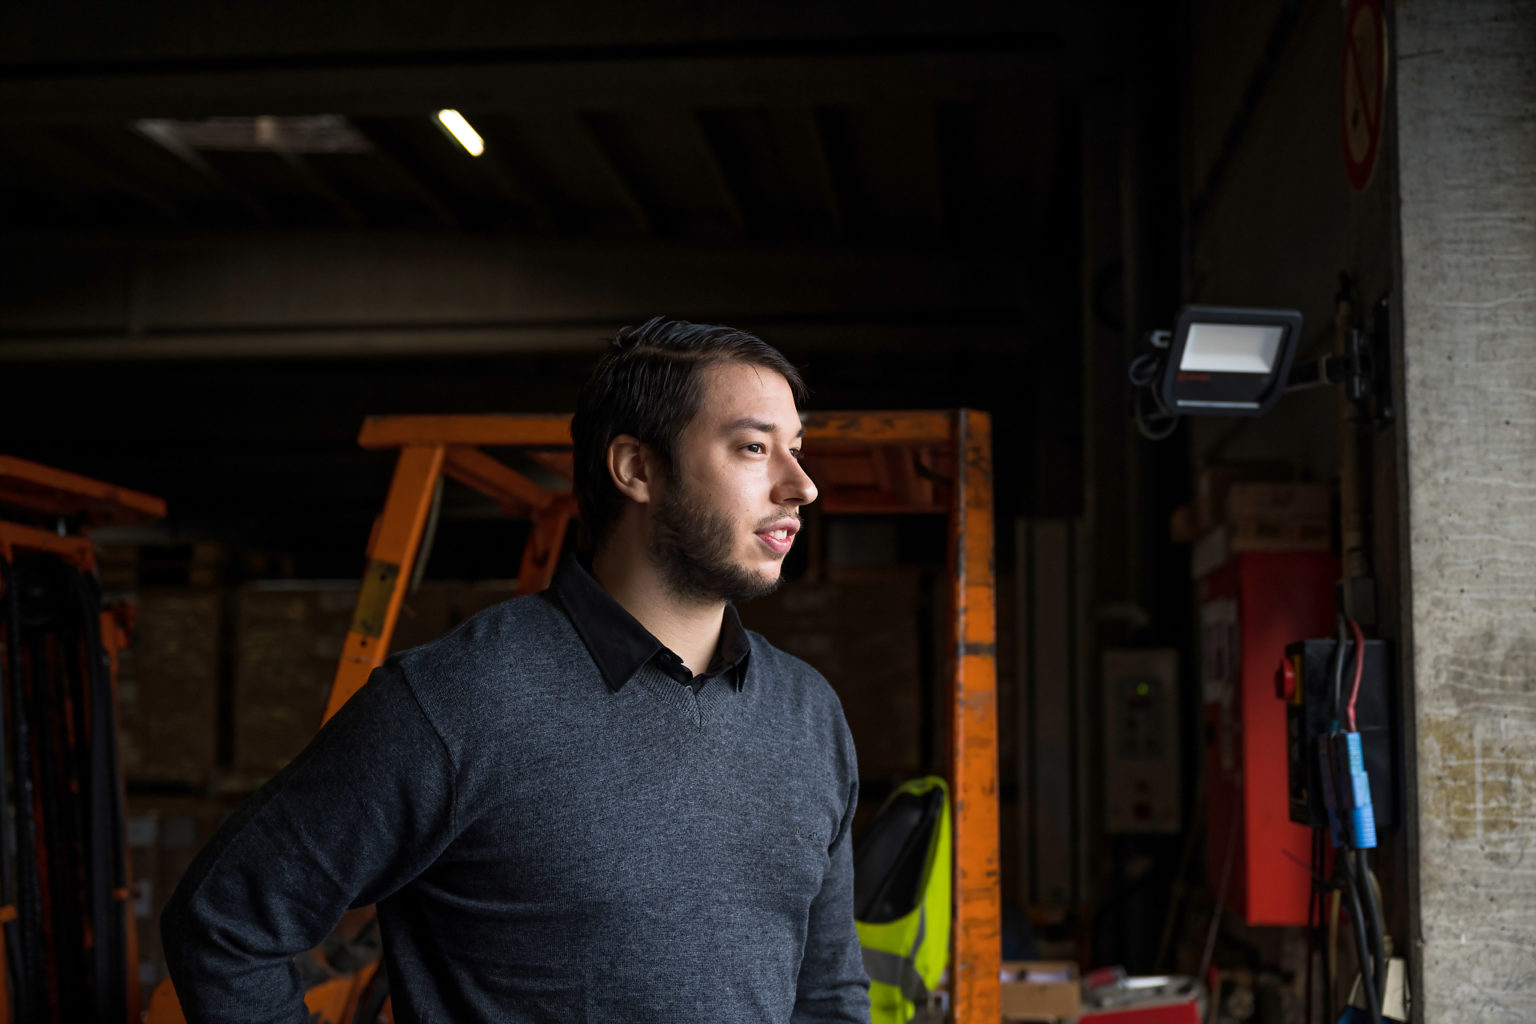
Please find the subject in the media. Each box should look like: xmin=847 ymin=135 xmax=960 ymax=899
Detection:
xmin=792 ymin=747 xmax=872 ymax=1023
xmin=161 ymin=662 xmax=457 ymax=1024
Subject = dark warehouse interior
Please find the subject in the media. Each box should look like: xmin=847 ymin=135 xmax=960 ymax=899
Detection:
xmin=2 ymin=1 xmax=1534 ymax=1022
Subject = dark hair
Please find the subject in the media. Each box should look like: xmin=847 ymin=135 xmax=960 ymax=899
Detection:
xmin=570 ymin=317 xmax=806 ymax=547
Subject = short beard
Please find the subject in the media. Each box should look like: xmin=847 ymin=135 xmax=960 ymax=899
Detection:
xmin=649 ymin=479 xmax=788 ymax=605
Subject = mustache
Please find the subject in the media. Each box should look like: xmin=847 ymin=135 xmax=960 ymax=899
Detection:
xmin=753 ymin=509 xmax=802 ymax=531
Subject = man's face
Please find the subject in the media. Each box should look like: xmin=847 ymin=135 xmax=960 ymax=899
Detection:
xmin=648 ymin=361 xmax=818 ymax=604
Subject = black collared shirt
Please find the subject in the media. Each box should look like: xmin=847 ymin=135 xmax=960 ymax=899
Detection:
xmin=548 ymin=555 xmax=751 ymax=693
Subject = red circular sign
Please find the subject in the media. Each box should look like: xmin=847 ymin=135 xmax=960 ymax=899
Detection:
xmin=1341 ymin=0 xmax=1389 ymax=191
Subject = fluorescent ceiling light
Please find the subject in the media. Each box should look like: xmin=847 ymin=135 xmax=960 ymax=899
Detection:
xmin=435 ymin=109 xmax=484 ymax=157
xmin=133 ymin=115 xmax=371 ymax=154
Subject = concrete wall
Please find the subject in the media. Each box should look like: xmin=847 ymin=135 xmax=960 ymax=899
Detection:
xmin=1396 ymin=0 xmax=1536 ymax=1019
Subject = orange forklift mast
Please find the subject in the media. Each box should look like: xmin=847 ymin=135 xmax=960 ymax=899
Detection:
xmin=0 ymin=455 xmax=165 ymax=1024
xmin=324 ymin=410 xmax=1002 ymax=1022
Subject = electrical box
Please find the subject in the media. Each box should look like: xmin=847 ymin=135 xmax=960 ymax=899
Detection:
xmin=1281 ymin=637 xmax=1400 ymax=830
xmin=1103 ymin=649 xmax=1180 ymax=833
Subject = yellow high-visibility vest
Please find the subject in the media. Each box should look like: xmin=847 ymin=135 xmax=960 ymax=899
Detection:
xmin=854 ymin=776 xmax=951 ymax=1024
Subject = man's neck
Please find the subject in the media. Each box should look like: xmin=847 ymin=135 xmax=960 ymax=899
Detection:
xmin=589 ymin=543 xmax=724 ymax=677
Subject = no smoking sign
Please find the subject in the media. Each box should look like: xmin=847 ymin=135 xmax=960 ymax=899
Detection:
xmin=1341 ymin=0 xmax=1389 ymax=191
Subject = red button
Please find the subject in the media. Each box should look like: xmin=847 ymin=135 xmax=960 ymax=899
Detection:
xmin=1275 ymin=657 xmax=1296 ymax=701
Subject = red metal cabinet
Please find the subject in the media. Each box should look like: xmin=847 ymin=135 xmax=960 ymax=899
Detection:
xmin=1200 ymin=551 xmax=1335 ymax=926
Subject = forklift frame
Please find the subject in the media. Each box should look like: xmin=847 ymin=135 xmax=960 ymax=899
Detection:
xmin=324 ymin=410 xmax=1001 ymax=1022
xmin=0 ymin=455 xmax=165 ymax=1024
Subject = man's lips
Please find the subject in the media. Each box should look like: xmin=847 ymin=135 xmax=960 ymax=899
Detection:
xmin=755 ymin=519 xmax=799 ymax=555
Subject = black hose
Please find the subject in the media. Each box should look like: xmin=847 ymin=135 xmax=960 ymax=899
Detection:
xmin=6 ymin=559 xmax=45 ymax=1022
xmin=0 ymin=560 xmax=24 ymax=1015
xmin=77 ymin=569 xmax=128 ymax=1024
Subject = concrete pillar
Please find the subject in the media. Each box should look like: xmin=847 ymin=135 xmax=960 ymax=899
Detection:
xmin=1396 ymin=0 xmax=1536 ymax=1019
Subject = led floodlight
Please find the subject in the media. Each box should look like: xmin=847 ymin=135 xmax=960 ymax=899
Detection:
xmin=1160 ymin=306 xmax=1302 ymax=416
xmin=1128 ymin=293 xmax=1390 ymax=442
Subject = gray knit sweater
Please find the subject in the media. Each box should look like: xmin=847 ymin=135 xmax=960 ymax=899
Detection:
xmin=161 ymin=589 xmax=870 ymax=1023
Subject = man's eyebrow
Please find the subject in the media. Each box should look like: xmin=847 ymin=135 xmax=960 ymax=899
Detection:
xmin=725 ymin=417 xmax=805 ymax=439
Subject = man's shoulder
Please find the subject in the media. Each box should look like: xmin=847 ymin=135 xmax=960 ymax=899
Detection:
xmin=743 ymin=627 xmax=821 ymax=677
xmin=742 ymin=628 xmax=857 ymax=775
xmin=743 ymin=629 xmax=842 ymax=707
xmin=392 ymin=590 xmax=577 ymax=692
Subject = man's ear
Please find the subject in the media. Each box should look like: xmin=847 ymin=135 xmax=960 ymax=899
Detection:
xmin=606 ymin=434 xmax=654 ymax=505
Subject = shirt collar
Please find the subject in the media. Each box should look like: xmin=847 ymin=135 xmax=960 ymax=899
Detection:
xmin=549 ymin=554 xmax=751 ymax=692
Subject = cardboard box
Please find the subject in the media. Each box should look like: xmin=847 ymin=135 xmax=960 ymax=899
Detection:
xmin=1002 ymin=960 xmax=1082 ymax=1021
xmin=1191 ymin=517 xmax=1332 ymax=579
xmin=1194 ymin=464 xmax=1288 ymax=532
xmin=232 ymin=581 xmax=521 ymax=782
xmin=117 ymin=589 xmax=222 ymax=785
xmin=1222 ymin=482 xmax=1330 ymax=524
xmin=232 ymin=583 xmax=359 ymax=779
xmin=127 ymin=796 xmax=242 ymax=988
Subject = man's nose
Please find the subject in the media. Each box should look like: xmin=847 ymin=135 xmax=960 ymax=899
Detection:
xmin=773 ymin=453 xmax=818 ymax=508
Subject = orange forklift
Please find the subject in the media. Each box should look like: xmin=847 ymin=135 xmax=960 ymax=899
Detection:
xmin=149 ymin=409 xmax=1001 ymax=1024
xmin=0 ymin=456 xmax=167 ymax=1024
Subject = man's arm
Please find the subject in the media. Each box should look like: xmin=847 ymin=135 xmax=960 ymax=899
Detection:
xmin=161 ymin=662 xmax=457 ymax=1024
xmin=792 ymin=771 xmax=872 ymax=1023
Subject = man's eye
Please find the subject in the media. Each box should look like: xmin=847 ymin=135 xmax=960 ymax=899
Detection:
xmin=743 ymin=442 xmax=766 ymax=454
xmin=789 ymin=448 xmax=803 ymax=461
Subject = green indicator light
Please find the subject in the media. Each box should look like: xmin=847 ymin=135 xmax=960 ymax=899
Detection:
xmin=1136 ymin=682 xmax=1150 ymax=697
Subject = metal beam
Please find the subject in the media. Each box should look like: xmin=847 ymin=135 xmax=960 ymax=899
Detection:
xmin=350 ymin=119 xmax=461 ymax=227
xmin=0 ymin=1 xmax=1121 ymax=69
xmin=578 ymin=113 xmax=653 ymax=235
xmin=0 ymin=231 xmax=1039 ymax=336
xmin=275 ymin=149 xmax=365 ymax=226
xmin=802 ymin=108 xmax=847 ymax=238
xmin=468 ymin=126 xmax=560 ymax=233
xmin=0 ymin=51 xmax=1066 ymax=125
xmin=35 ymin=129 xmax=186 ymax=223
xmin=133 ymin=121 xmax=275 ymax=223
xmin=0 ymin=321 xmax=1030 ymax=362
xmin=687 ymin=110 xmax=747 ymax=235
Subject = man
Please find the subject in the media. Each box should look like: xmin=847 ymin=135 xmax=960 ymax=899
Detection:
xmin=162 ymin=318 xmax=871 ymax=1023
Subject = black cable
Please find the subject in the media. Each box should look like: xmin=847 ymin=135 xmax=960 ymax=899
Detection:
xmin=1305 ymin=828 xmax=1318 ymax=1024
xmin=1127 ymin=353 xmax=1180 ymax=441
xmin=1324 ymin=681 xmax=1385 ymax=1024
xmin=1356 ymin=849 xmax=1387 ymax=1016
xmin=1341 ymin=865 xmax=1382 ymax=1024
xmin=1330 ymin=774 xmax=1383 ymax=1024
xmin=1128 ymin=352 xmax=1163 ymax=387
xmin=1320 ymin=867 xmax=1332 ymax=1021
xmin=1330 ymin=614 xmax=1348 ymax=725
xmin=1133 ymin=387 xmax=1179 ymax=441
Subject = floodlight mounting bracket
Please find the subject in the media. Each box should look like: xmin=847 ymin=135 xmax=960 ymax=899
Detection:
xmin=1284 ymin=304 xmax=1394 ymax=429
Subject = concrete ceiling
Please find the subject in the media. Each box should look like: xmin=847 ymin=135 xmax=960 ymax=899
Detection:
xmin=0 ymin=1 xmax=1134 ymax=247
xmin=0 ymin=0 xmax=1160 ymax=564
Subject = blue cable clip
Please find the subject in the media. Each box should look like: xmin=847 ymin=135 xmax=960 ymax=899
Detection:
xmin=1343 ymin=732 xmax=1377 ymax=849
